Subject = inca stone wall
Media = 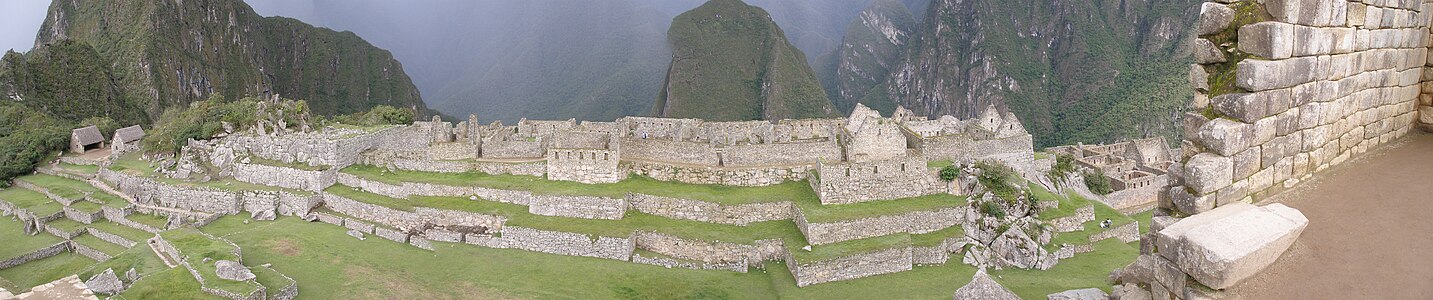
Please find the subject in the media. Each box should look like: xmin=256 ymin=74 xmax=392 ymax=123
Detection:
xmin=546 ymin=148 xmax=624 ymax=184
xmin=721 ymin=141 xmax=843 ymax=167
xmin=0 ymin=243 xmax=68 ymax=270
xmin=630 ymin=231 xmax=784 ymax=267
xmin=1048 ymin=205 xmax=1097 ymax=233
xmin=335 ymin=174 xmax=625 ymax=220
xmin=481 ymin=140 xmax=545 ymax=159
xmin=783 ymin=246 xmax=913 ymax=287
xmin=466 ymin=226 xmax=633 ymax=261
xmin=102 ymin=169 xmax=243 ymax=215
xmin=1178 ymin=0 xmax=1425 ymax=215
xmin=322 ymin=193 xmax=426 ymax=230
xmin=621 ymin=138 xmax=721 ymax=166
xmin=626 ymin=194 xmax=794 ymax=225
xmin=813 ymin=158 xmax=946 ymax=204
xmin=87 ymin=228 xmax=141 ymax=248
xmin=231 ymin=162 xmax=334 ymax=192
xmin=72 ymin=240 xmax=113 ymax=261
xmin=795 ymin=206 xmax=969 ymax=245
xmin=621 ymin=161 xmax=813 ymax=187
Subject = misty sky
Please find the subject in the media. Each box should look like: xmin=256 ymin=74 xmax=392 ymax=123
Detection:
xmin=0 ymin=1 xmax=50 ymax=52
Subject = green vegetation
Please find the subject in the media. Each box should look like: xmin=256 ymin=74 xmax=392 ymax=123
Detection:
xmin=654 ymin=0 xmax=835 ymax=121
xmin=911 ymin=226 xmax=965 ymax=247
xmin=1205 ymin=0 xmax=1270 ymax=97
xmin=244 ymin=156 xmax=329 ymax=171
xmin=1048 ymin=154 xmax=1078 ymax=181
xmin=16 ymin=174 xmax=127 ymax=209
xmin=89 ymin=221 xmax=157 ymax=242
xmin=1133 ymin=210 xmax=1156 ymax=235
xmin=126 ymin=213 xmax=171 ymax=230
xmin=74 ymin=234 xmax=129 ymax=256
xmin=0 ymin=253 xmax=97 ymax=292
xmin=329 ymin=105 xmax=415 ymax=127
xmin=45 ymin=218 xmax=88 ymax=233
xmin=119 ymin=267 xmax=223 ymax=300
xmin=161 ymin=228 xmax=261 ymax=295
xmin=0 ymin=187 xmax=56 ymax=211
xmin=939 ymin=165 xmax=961 ymax=182
xmin=975 ymin=161 xmax=1023 ymax=203
xmin=57 ymin=163 xmax=100 ymax=175
xmin=142 ymin=95 xmax=261 ymax=154
xmin=795 ymin=193 xmax=967 ymax=223
xmin=1049 ymin=195 xmax=1137 ymax=247
xmin=1083 ymin=170 xmax=1114 ymax=195
xmin=991 ymin=239 xmax=1138 ymax=298
xmin=0 ymin=104 xmax=70 ymax=187
xmin=341 ymin=164 xmax=815 ymax=205
xmin=108 ymin=152 xmax=311 ymax=195
xmin=0 ymin=217 xmax=65 ymax=260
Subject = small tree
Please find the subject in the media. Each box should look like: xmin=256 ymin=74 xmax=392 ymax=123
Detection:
xmin=939 ymin=165 xmax=960 ymax=182
xmin=1083 ymin=169 xmax=1113 ymax=195
xmin=1048 ymin=154 xmax=1077 ymax=181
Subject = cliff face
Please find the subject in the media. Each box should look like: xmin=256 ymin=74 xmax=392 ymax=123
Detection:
xmin=0 ymin=40 xmax=147 ymax=125
xmin=33 ymin=0 xmax=426 ymax=117
xmin=859 ymin=0 xmax=1197 ymax=146
xmin=829 ymin=0 xmax=918 ymax=113
xmin=653 ymin=0 xmax=836 ymax=121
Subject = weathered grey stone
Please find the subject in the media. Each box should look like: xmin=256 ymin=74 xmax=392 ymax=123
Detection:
xmin=1239 ymin=22 xmax=1295 ymax=59
xmin=1212 ymin=93 xmax=1267 ymax=123
xmin=1111 ymin=283 xmax=1151 ymax=300
xmin=1170 ymin=187 xmax=1216 ymax=215
xmin=1194 ymin=39 xmax=1226 ymax=64
xmin=85 ymin=268 xmax=124 ymax=295
xmin=214 ymin=260 xmax=256 ymax=281
xmin=1194 ymin=3 xmax=1235 ymax=36
xmin=1156 ymin=203 xmax=1308 ymax=289
xmin=1230 ymin=147 xmax=1261 ymax=180
xmin=1195 ymin=118 xmax=1252 ymax=156
xmin=1347 ymin=3 xmax=1366 ymax=27
xmin=1191 ymin=65 xmax=1210 ymax=93
xmin=952 ymin=269 xmax=1020 ymax=300
xmin=1183 ymin=153 xmax=1233 ymax=195
xmin=346 ymin=229 xmax=366 ymax=240
xmin=1237 ymin=57 xmax=1318 ymax=91
xmin=1047 ymin=288 xmax=1107 ymax=300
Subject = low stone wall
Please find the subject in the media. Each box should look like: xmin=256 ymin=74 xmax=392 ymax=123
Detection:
xmin=1102 ymin=175 xmax=1168 ymax=212
xmin=481 ymin=140 xmax=545 ymax=159
xmin=626 ymin=194 xmax=793 ymax=225
xmin=796 ymin=206 xmax=967 ymax=245
xmin=620 ymin=138 xmax=719 ymax=166
xmin=72 ymin=241 xmax=113 ymax=261
xmin=721 ymin=140 xmax=842 ymax=167
xmin=1049 ymin=205 xmax=1096 ymax=232
xmin=622 ymin=160 xmax=812 ymax=187
xmin=45 ymin=223 xmax=86 ymax=240
xmin=630 ymin=252 xmax=748 ymax=273
xmin=87 ymin=228 xmax=140 ymax=248
xmin=467 ymin=226 xmax=633 ymax=261
xmin=63 ymin=206 xmax=103 ymax=224
xmin=630 ymin=231 xmax=782 ymax=267
xmin=527 ymin=195 xmax=626 ymax=220
xmin=421 ymin=229 xmax=464 ymax=243
xmin=100 ymin=169 xmax=242 ymax=215
xmin=813 ymin=158 xmax=947 ymax=204
xmin=0 ymin=242 xmax=68 ymax=270
xmin=374 ymin=227 xmax=409 ymax=243
xmin=336 ymin=174 xmax=625 ymax=220
xmin=912 ymin=237 xmax=969 ymax=265
xmin=322 ymin=194 xmax=424 ymax=230
xmin=415 ymin=207 xmax=505 ymax=232
xmin=1090 ymin=222 xmax=1140 ymax=243
xmin=231 ymin=162 xmax=335 ymax=192
xmin=363 ymin=150 xmax=548 ymax=176
xmin=260 ymin=266 xmax=299 ymax=300
xmin=784 ymin=246 xmax=913 ymax=287
xmin=104 ymin=207 xmax=162 ymax=233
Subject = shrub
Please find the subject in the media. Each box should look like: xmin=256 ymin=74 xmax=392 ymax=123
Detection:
xmin=1047 ymin=154 xmax=1077 ymax=181
xmin=1083 ymin=169 xmax=1113 ymax=195
xmin=939 ymin=165 xmax=960 ymax=182
xmin=331 ymin=105 xmax=415 ymax=126
xmin=0 ymin=104 xmax=69 ymax=186
xmin=975 ymin=161 xmax=1021 ymax=203
xmin=981 ymin=201 xmax=1006 ymax=219
xmin=143 ymin=96 xmax=261 ymax=153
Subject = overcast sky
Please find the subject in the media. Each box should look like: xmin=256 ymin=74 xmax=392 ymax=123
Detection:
xmin=0 ymin=1 xmax=50 ymax=52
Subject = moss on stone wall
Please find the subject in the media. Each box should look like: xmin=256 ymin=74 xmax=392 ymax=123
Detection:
xmin=1204 ymin=0 xmax=1271 ymax=97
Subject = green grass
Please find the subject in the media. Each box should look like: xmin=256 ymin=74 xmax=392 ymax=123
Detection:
xmin=74 ymin=234 xmax=129 ymax=256
xmin=69 ymin=200 xmax=104 ymax=213
xmin=790 ymin=234 xmax=911 ymax=263
xmin=911 ymin=226 xmax=966 ymax=247
xmin=58 ymin=162 xmax=100 ymax=174
xmin=1033 ymin=184 xmax=1081 ymax=220
xmin=80 ymin=247 xmax=169 ymax=282
xmin=125 ymin=213 xmax=170 ymax=230
xmin=45 ymin=218 xmax=88 ymax=233
xmin=16 ymin=174 xmax=129 ymax=208
xmin=926 ymin=159 xmax=953 ymax=168
xmin=1133 ymin=210 xmax=1155 ymax=235
xmin=1033 ymin=152 xmax=1052 ymax=160
xmin=89 ymin=221 xmax=155 ymax=244
xmin=251 ymin=267 xmax=293 ymax=292
xmin=1049 ymin=195 xmax=1137 ymax=247
xmin=796 ymin=193 xmax=968 ymax=223
xmin=341 ymin=164 xmax=814 ymax=205
xmin=0 ymin=217 xmax=65 ymax=260
xmin=0 ymin=187 xmax=56 ymax=211
xmin=160 ymin=228 xmax=261 ymax=295
xmin=118 ymin=267 xmax=224 ymax=300
xmin=250 ymin=155 xmax=333 ymax=170
xmin=0 ymin=253 xmax=98 ymax=292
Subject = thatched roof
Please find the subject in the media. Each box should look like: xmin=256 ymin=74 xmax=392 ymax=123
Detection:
xmin=71 ymin=125 xmax=104 ymax=146
xmin=113 ymin=125 xmax=145 ymax=144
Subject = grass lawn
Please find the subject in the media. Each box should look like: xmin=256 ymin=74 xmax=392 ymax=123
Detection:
xmin=126 ymin=213 xmax=170 ymax=230
xmin=0 ymin=217 xmax=65 ymax=260
xmin=911 ymin=226 xmax=966 ymax=247
xmin=0 ymin=187 xmax=57 ymax=213
xmin=927 ymin=159 xmax=954 ymax=168
xmin=1049 ymin=195 xmax=1137 ymax=247
xmin=160 ymin=229 xmax=261 ymax=295
xmin=58 ymin=163 xmax=100 ymax=175
xmin=91 ymin=221 xmax=157 ymax=242
xmin=119 ymin=267 xmax=224 ymax=300
xmin=990 ymin=239 xmax=1136 ymax=299
xmin=17 ymin=174 xmax=132 ymax=209
xmin=45 ymin=218 xmax=88 ymax=234
xmin=1132 ymin=210 xmax=1155 ymax=235
xmin=69 ymin=200 xmax=104 ymax=213
xmin=74 ymin=234 xmax=129 ymax=256
xmin=795 ymin=193 xmax=968 ymax=223
xmin=1031 ymin=184 xmax=1079 ymax=220
xmin=251 ymin=267 xmax=293 ymax=292
xmin=341 ymin=164 xmax=815 ymax=205
xmin=790 ymin=234 xmax=911 ymax=263
xmin=0 ymin=253 xmax=97 ymax=293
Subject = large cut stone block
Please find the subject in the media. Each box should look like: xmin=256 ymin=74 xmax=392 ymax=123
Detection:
xmin=1196 ymin=118 xmax=1252 ymax=156
xmin=1237 ymin=57 xmax=1318 ymax=91
xmin=1183 ymin=153 xmax=1233 ymax=195
xmin=1239 ymin=22 xmax=1295 ymax=59
xmin=1156 ymin=202 xmax=1307 ymax=289
xmin=1195 ymin=3 xmax=1234 ymax=36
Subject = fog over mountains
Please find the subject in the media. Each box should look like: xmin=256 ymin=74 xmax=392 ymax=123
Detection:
xmin=246 ymin=0 xmax=903 ymax=123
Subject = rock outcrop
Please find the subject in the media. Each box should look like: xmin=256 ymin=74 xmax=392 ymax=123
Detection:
xmin=84 ymin=268 xmax=124 ymax=295
xmin=952 ymin=269 xmax=1020 ymax=300
xmin=214 ymin=260 xmax=256 ymax=282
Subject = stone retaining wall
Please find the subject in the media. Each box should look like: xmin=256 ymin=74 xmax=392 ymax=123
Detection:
xmin=912 ymin=237 xmax=970 ymax=265
xmin=1049 ymin=205 xmax=1096 ymax=232
xmin=72 ymin=241 xmax=112 ymax=261
xmin=813 ymin=158 xmax=946 ymax=204
xmin=796 ymin=206 xmax=968 ymax=245
xmin=784 ymin=246 xmax=913 ymax=287
xmin=100 ymin=169 xmax=242 ymax=215
xmin=231 ymin=162 xmax=335 ymax=192
xmin=104 ymin=207 xmax=162 ymax=233
xmin=336 ymin=174 xmax=625 ymax=220
xmin=0 ymin=242 xmax=68 ymax=270
xmin=322 ymin=194 xmax=425 ymax=230
xmin=466 ymin=226 xmax=633 ymax=261
xmin=625 ymin=194 xmax=793 ymax=225
xmin=45 ymin=223 xmax=86 ymax=240
xmin=630 ymin=252 xmax=748 ymax=273
xmin=630 ymin=231 xmax=782 ymax=267
xmin=63 ymin=206 xmax=103 ymax=224
xmin=721 ymin=140 xmax=842 ymax=167
xmin=374 ymin=227 xmax=409 ymax=243
xmin=622 ymin=160 xmax=812 ymax=186
xmin=87 ymin=228 xmax=140 ymax=248
xmin=1090 ymin=222 xmax=1140 ymax=243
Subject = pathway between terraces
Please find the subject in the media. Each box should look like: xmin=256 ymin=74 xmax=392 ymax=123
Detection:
xmin=1226 ymin=131 xmax=1433 ymax=299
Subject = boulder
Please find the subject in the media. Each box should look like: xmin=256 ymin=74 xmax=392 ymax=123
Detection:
xmin=1047 ymin=288 xmax=1107 ymax=300
xmin=1194 ymin=3 xmax=1234 ymax=36
xmin=85 ymin=268 xmax=124 ymax=295
xmin=1156 ymin=202 xmax=1307 ymax=289
xmin=250 ymin=209 xmax=276 ymax=221
xmin=989 ymin=227 xmax=1048 ymax=269
xmin=1111 ymin=283 xmax=1151 ymax=300
xmin=214 ymin=260 xmax=256 ymax=281
xmin=952 ymin=269 xmax=1020 ymax=300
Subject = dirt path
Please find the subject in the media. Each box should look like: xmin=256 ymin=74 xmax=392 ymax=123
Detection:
xmin=1226 ymin=132 xmax=1433 ymax=299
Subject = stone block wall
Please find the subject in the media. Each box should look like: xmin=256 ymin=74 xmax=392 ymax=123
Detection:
xmin=1048 ymin=205 xmax=1096 ymax=233
xmin=721 ymin=141 xmax=842 ymax=167
xmin=101 ymin=169 xmax=243 ymax=215
xmin=335 ymin=174 xmax=625 ymax=220
xmin=72 ymin=241 xmax=113 ymax=261
xmin=322 ymin=193 xmax=425 ymax=230
xmin=912 ymin=237 xmax=971 ymax=265
xmin=1179 ymin=0 xmax=1426 ymax=215
xmin=63 ymin=206 xmax=102 ymax=224
xmin=621 ymin=161 xmax=813 ymax=187
xmin=0 ymin=243 xmax=68 ymax=270
xmin=630 ymin=231 xmax=783 ymax=267
xmin=795 ymin=206 xmax=967 ymax=245
xmin=625 ymin=194 xmax=794 ymax=225
xmin=621 ymin=138 xmax=720 ymax=166
xmin=415 ymin=207 xmax=505 ymax=232
xmin=467 ymin=226 xmax=633 ymax=261
xmin=915 ymin=134 xmax=1036 ymax=166
xmin=783 ymin=246 xmax=913 ymax=287
xmin=1423 ymin=0 xmax=1433 ymax=131
xmin=481 ymin=140 xmax=545 ymax=159
xmin=546 ymin=148 xmax=624 ymax=184
xmin=813 ymin=158 xmax=946 ymax=204
xmin=231 ymin=162 xmax=335 ymax=192
xmin=87 ymin=228 xmax=140 ymax=248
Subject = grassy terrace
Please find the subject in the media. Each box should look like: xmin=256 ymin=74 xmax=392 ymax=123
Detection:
xmin=796 ymin=193 xmax=968 ymax=223
xmin=251 ymin=267 xmax=292 ymax=293
xmin=0 ymin=253 xmax=96 ymax=292
xmin=17 ymin=174 xmax=129 ymax=208
xmin=790 ymin=234 xmax=911 ymax=263
xmin=90 ymin=221 xmax=156 ymax=242
xmin=0 ymin=187 xmax=63 ymax=216
xmin=74 ymin=234 xmax=129 ymax=256
xmin=1048 ymin=194 xmax=1137 ymax=247
xmin=57 ymin=162 xmax=100 ymax=175
xmin=328 ymin=184 xmax=806 ymax=244
xmin=45 ymin=218 xmax=87 ymax=233
xmin=200 ymin=217 xmax=1137 ymax=299
xmin=161 ymin=228 xmax=262 ymax=296
xmin=1032 ymin=184 xmax=1080 ymax=220
xmin=911 ymin=225 xmax=966 ymax=247
xmin=126 ymin=213 xmax=170 ymax=230
xmin=340 ymin=164 xmax=813 ymax=205
xmin=0 ymin=217 xmax=64 ymax=259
